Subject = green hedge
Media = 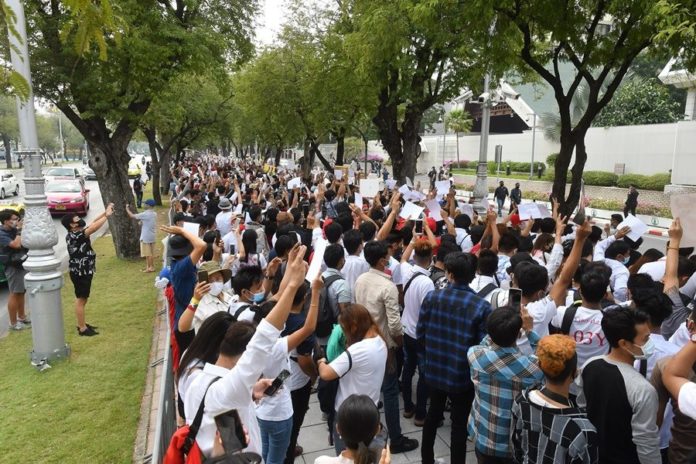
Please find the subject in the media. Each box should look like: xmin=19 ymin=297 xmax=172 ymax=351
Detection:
xmin=487 ymin=161 xmax=545 ymax=174
xmin=582 ymin=171 xmax=618 ymax=186
xmin=616 ymin=173 xmax=670 ymax=190
xmin=546 ymin=153 xmax=558 ymax=168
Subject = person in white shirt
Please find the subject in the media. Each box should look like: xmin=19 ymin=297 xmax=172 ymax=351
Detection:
xmin=341 ymin=230 xmax=370 ymax=303
xmin=593 ymin=227 xmax=632 ymax=303
xmin=469 ymin=250 xmax=501 ymax=302
xmin=399 ymin=239 xmax=435 ymax=426
xmin=552 ymin=262 xmax=613 ymax=367
xmin=256 ymin=278 xmax=321 ymax=464
xmin=313 ymin=394 xmax=388 ymax=464
xmin=215 ymin=197 xmax=235 ymax=237
xmin=183 ymin=245 xmax=307 ymax=459
xmin=316 ymin=304 xmax=388 ymax=454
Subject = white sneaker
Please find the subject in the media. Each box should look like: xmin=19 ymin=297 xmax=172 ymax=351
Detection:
xmin=10 ymin=321 xmax=26 ymax=331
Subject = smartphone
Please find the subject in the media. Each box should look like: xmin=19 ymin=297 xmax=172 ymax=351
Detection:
xmin=214 ymin=409 xmax=247 ymax=453
xmin=414 ymin=219 xmax=423 ymax=235
xmin=509 ymin=288 xmax=522 ymax=310
xmin=197 ymin=270 xmax=209 ymax=283
xmin=264 ymin=369 xmax=291 ymax=396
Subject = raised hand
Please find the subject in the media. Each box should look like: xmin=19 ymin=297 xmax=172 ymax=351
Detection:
xmin=575 ymin=220 xmax=592 ymax=240
xmin=193 ymin=281 xmax=210 ymax=301
xmin=615 ymin=226 xmax=631 ymax=240
xmin=668 ymin=217 xmax=682 ymax=241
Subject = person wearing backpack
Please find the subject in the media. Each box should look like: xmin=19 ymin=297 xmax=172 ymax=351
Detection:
xmin=550 ymin=261 xmax=613 ymax=368
xmin=399 ymin=238 xmax=435 ymax=427
xmin=470 ymin=250 xmax=502 ymax=304
xmin=319 ymin=244 xmax=351 ymax=346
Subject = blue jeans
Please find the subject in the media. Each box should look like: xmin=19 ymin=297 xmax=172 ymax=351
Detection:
xmin=257 ymin=417 xmax=293 ymax=464
xmin=382 ymin=361 xmax=402 ymax=442
xmin=402 ymin=335 xmax=428 ymax=420
xmin=496 ymin=198 xmax=504 ymax=216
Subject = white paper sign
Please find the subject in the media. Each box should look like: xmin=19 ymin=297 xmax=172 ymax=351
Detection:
xmin=287 ymin=177 xmax=302 ymax=189
xmin=385 ymin=179 xmax=397 ymax=190
xmin=458 ymin=202 xmax=474 ymax=219
xmin=234 ymin=203 xmax=243 ymax=215
xmin=183 ymin=221 xmax=200 ymax=237
xmin=407 ymin=191 xmax=427 ymax=202
xmin=306 ymin=238 xmax=327 ymax=282
xmin=398 ymin=185 xmax=411 ymax=196
xmin=360 ymin=179 xmax=381 ymax=198
xmin=406 ymin=177 xmax=414 ymax=188
xmin=286 ymin=160 xmax=296 ymax=170
xmin=425 ymin=199 xmax=443 ymax=221
xmin=334 ymin=169 xmax=343 ymax=180
xmin=400 ymin=201 xmax=425 ymax=220
xmin=435 ymin=180 xmax=451 ymax=196
xmin=617 ymin=214 xmax=648 ymax=242
xmin=354 ymin=193 xmax=363 ymax=207
xmin=517 ymin=203 xmax=540 ymax=220
xmin=536 ymin=204 xmax=551 ymax=219
xmin=477 ymin=197 xmax=491 ymax=212
xmin=671 ymin=193 xmax=696 ymax=248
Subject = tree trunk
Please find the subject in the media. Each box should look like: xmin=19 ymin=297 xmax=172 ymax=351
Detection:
xmin=274 ymin=146 xmax=282 ymax=166
xmin=335 ymin=129 xmax=345 ymax=166
xmin=88 ymin=141 xmax=142 ymax=259
xmin=143 ymin=127 xmax=162 ymax=206
xmin=3 ymin=134 xmax=13 ymax=169
xmin=309 ymin=139 xmax=333 ymax=171
xmin=160 ymin=149 xmax=172 ymax=196
xmin=551 ymin=128 xmax=589 ymax=217
xmin=372 ymin=90 xmax=404 ymax=181
xmin=400 ymin=108 xmax=423 ymax=183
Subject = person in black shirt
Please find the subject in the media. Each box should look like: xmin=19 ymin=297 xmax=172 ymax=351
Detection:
xmin=510 ymin=183 xmax=522 ymax=213
xmin=133 ymin=176 xmax=144 ymax=208
xmin=494 ymin=181 xmax=509 ymax=217
xmin=61 ymin=203 xmax=114 ymax=336
xmin=428 ymin=167 xmax=437 ymax=189
xmin=624 ymin=184 xmax=638 ymax=217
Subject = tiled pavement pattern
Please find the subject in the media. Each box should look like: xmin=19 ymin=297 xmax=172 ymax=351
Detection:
xmin=293 ymin=390 xmax=478 ymax=464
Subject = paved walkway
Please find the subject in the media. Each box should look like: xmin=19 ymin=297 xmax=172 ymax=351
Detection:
xmin=294 ymin=387 xmax=477 ymax=464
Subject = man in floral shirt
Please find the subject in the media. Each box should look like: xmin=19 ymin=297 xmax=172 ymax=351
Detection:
xmin=61 ymin=203 xmax=114 ymax=336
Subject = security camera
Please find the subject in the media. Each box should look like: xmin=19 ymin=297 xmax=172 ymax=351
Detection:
xmin=478 ymin=92 xmax=490 ymax=103
xmin=500 ymin=89 xmax=520 ymax=100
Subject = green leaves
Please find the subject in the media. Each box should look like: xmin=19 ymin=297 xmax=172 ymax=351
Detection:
xmin=59 ymin=0 xmax=125 ymax=61
xmin=594 ymin=78 xmax=683 ymax=127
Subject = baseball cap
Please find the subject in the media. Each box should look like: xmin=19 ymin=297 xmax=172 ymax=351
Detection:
xmin=144 ymin=199 xmax=156 ymax=207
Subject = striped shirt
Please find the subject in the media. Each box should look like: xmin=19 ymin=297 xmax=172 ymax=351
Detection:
xmin=467 ymin=335 xmax=544 ymax=458
xmin=416 ymin=282 xmax=491 ymax=393
xmin=511 ymin=387 xmax=599 ymax=464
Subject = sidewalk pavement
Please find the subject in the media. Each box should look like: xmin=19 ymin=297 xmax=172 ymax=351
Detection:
xmin=295 ymin=387 xmax=477 ymax=464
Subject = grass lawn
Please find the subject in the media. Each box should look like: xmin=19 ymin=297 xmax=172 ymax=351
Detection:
xmin=0 ymin=184 xmax=168 ymax=463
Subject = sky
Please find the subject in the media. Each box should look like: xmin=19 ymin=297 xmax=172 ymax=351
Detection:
xmin=255 ymin=0 xmax=288 ymax=46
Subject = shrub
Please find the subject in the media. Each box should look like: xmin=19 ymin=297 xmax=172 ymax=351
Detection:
xmin=616 ymin=173 xmax=670 ymax=191
xmin=488 ymin=161 xmax=545 ymax=174
xmin=583 ymin=171 xmax=618 ymax=186
xmin=586 ymin=198 xmax=671 ymax=218
xmin=449 ymin=160 xmax=470 ymax=169
xmin=546 ymin=153 xmax=558 ymax=168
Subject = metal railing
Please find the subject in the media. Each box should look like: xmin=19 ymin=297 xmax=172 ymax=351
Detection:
xmin=143 ymin=297 xmax=178 ymax=464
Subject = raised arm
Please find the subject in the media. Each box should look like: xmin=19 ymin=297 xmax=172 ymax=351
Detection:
xmin=264 ymin=244 xmax=308 ymax=330
xmin=549 ymin=220 xmax=590 ymax=306
xmin=160 ymin=224 xmax=207 ymax=264
xmin=85 ymin=203 xmax=114 ymax=237
xmin=664 ymin=218 xmax=682 ymax=292
xmin=287 ymin=277 xmax=322 ymax=351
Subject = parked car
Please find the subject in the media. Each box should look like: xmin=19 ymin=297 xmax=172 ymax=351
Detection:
xmin=82 ymin=166 xmax=97 ymax=180
xmin=0 ymin=171 xmax=20 ymax=199
xmin=128 ymin=160 xmax=142 ymax=179
xmin=46 ymin=181 xmax=90 ymax=216
xmin=44 ymin=167 xmax=84 ymax=185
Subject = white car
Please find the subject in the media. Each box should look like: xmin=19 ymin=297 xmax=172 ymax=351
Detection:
xmin=0 ymin=171 xmax=20 ymax=199
xmin=44 ymin=167 xmax=84 ymax=185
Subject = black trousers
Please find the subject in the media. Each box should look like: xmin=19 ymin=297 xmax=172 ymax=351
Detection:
xmin=421 ymin=385 xmax=474 ymax=464
xmin=284 ymin=380 xmax=313 ymax=464
xmin=624 ymin=204 xmax=636 ymax=217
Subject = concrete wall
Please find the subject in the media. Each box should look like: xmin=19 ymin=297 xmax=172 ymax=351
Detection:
xmin=413 ymin=120 xmax=696 ymax=182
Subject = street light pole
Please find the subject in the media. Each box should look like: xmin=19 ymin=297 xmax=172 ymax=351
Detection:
xmin=7 ymin=0 xmax=68 ymax=369
xmin=57 ymin=113 xmax=65 ymax=160
xmin=529 ymin=112 xmax=537 ymax=180
xmin=442 ymin=124 xmax=446 ymax=167
xmin=473 ymin=74 xmax=492 ymax=202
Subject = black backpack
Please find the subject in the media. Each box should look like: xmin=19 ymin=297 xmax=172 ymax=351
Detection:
xmin=315 ymin=274 xmax=344 ymax=338
xmin=548 ymin=301 xmax=582 ymax=335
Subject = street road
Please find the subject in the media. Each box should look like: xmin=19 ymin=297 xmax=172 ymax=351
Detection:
xmin=0 ymin=162 xmax=108 ymax=327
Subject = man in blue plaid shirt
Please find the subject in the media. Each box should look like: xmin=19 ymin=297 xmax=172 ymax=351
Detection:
xmin=417 ymin=251 xmax=491 ymax=464
xmin=467 ymin=305 xmax=544 ymax=463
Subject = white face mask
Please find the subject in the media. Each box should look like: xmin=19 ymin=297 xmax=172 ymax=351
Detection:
xmin=209 ymin=281 xmax=224 ymax=297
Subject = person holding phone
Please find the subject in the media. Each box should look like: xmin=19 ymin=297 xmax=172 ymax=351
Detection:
xmin=255 ymin=277 xmax=322 ymax=464
xmin=182 ymin=244 xmax=308 ymax=459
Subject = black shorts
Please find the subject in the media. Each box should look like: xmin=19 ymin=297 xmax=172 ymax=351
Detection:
xmin=70 ymin=273 xmax=93 ymax=299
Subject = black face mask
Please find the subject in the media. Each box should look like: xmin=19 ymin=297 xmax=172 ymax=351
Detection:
xmin=76 ymin=219 xmax=86 ymax=228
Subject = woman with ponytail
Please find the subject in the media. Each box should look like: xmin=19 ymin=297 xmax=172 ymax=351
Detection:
xmin=314 ymin=394 xmax=390 ymax=464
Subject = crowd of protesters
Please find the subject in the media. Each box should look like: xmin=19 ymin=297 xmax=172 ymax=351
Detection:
xmin=144 ymin=154 xmax=696 ymax=464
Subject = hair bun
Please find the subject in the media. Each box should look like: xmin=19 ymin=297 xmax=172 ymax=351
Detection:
xmin=537 ymin=334 xmax=576 ymax=377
